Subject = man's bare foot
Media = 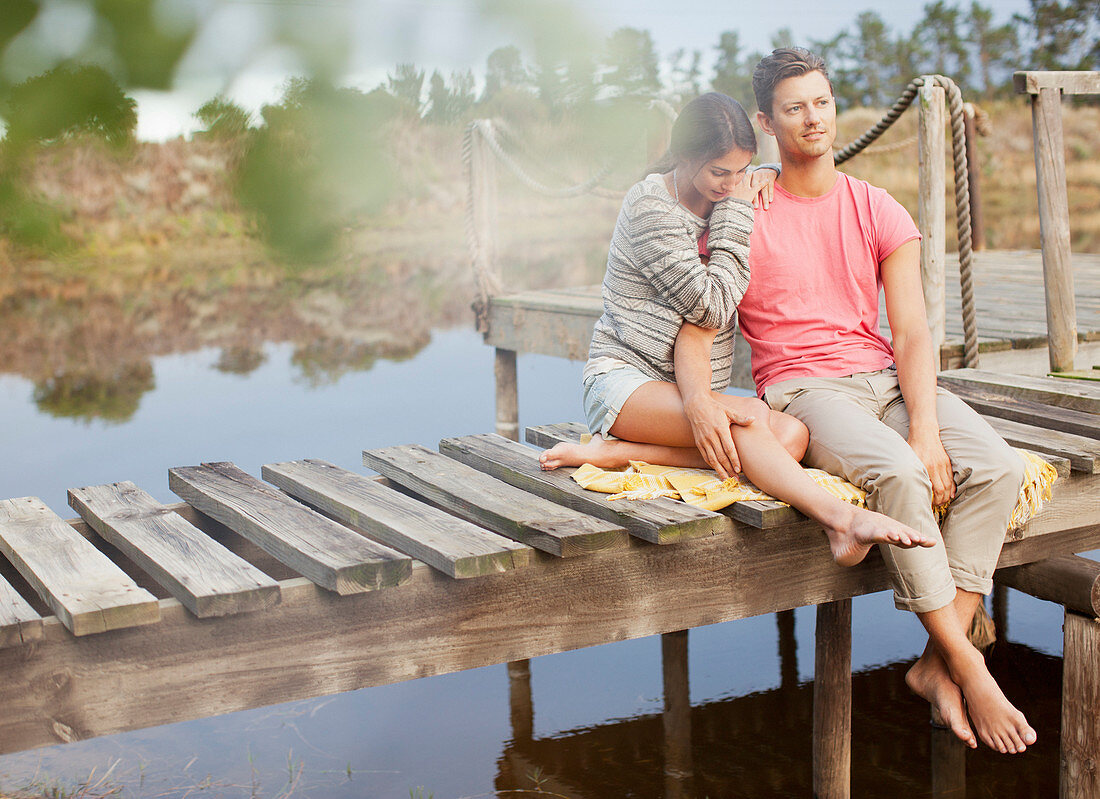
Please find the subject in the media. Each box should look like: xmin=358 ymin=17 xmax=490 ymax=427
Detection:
xmin=906 ymin=649 xmax=977 ymax=749
xmin=823 ymin=505 xmax=937 ymax=567
xmin=539 ymin=435 xmax=627 ymax=471
xmin=948 ymin=646 xmax=1037 ymax=754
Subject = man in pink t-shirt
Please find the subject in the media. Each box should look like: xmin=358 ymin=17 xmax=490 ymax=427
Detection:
xmin=710 ymin=48 xmax=1032 ymax=755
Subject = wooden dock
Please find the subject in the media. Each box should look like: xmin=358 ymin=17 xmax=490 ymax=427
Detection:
xmin=0 ymin=378 xmax=1098 ymax=794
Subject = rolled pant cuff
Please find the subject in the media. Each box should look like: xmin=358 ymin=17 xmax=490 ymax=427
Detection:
xmin=893 ymin=580 xmax=958 ymax=614
xmin=950 ymin=566 xmax=994 ymax=597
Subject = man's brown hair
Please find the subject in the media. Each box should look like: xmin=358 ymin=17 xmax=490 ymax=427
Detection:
xmin=752 ymin=47 xmax=831 ymax=117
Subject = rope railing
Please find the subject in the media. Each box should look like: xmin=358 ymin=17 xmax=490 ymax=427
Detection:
xmin=466 ymin=76 xmax=981 ymax=367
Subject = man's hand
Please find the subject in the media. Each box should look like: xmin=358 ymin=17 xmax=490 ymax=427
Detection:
xmin=908 ymin=430 xmax=956 ymax=507
xmin=682 ymin=393 xmax=755 ymax=479
xmin=749 ymin=167 xmax=777 ymax=210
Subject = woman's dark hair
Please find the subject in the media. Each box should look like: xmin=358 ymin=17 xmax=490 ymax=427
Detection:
xmin=650 ymin=92 xmax=757 ymax=174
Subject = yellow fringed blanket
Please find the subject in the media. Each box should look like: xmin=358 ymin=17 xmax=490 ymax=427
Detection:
xmin=571 ymin=449 xmax=1058 ymax=530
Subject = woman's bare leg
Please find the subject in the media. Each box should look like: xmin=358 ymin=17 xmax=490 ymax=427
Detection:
xmin=542 ymin=381 xmax=935 ymax=565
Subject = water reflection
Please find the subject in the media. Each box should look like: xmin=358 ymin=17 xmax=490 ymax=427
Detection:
xmin=496 ymin=615 xmax=1062 ymax=799
xmin=33 ymin=360 xmax=154 ymax=422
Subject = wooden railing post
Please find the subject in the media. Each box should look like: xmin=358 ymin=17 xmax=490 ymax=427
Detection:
xmin=1014 ymin=71 xmax=1100 ymax=373
xmin=813 ymin=599 xmax=852 ymax=799
xmin=918 ymin=79 xmax=947 ymax=352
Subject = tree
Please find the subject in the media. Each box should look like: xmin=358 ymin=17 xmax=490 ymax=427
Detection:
xmin=1018 ymin=0 xmax=1099 ymax=69
xmin=968 ymin=2 xmax=1021 ymax=99
xmin=482 ymin=45 xmax=530 ymax=101
xmin=844 ymin=11 xmax=896 ymax=106
xmin=712 ymin=31 xmax=757 ymax=108
xmin=602 ymin=27 xmax=661 ymax=98
xmin=669 ymin=48 xmax=704 ymax=102
xmin=386 ymin=63 xmax=425 ymax=114
xmin=426 ymin=70 xmax=475 ymax=124
xmin=915 ymin=1 xmax=972 ymax=89
xmin=194 ymin=96 xmax=252 ymax=139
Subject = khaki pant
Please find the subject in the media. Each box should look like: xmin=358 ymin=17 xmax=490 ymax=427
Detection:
xmin=765 ymin=367 xmax=1025 ymax=613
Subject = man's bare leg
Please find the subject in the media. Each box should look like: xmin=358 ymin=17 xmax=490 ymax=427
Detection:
xmin=542 ymin=381 xmax=935 ymax=566
xmin=906 ymin=589 xmax=1036 ymax=753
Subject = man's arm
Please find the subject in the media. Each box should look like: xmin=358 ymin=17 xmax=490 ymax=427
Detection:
xmin=674 ymin=322 xmax=754 ymax=478
xmin=881 ymin=239 xmax=956 ymax=506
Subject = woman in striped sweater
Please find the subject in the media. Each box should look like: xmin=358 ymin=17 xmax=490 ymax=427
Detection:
xmin=539 ymin=92 xmax=933 ymax=566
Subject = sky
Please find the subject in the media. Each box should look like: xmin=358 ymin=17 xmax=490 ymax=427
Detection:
xmin=76 ymin=0 xmax=1035 ymax=140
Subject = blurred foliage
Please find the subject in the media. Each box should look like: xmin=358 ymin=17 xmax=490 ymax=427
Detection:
xmin=33 ymin=361 xmax=155 ymax=423
xmin=194 ymin=95 xmax=252 ymax=140
xmin=236 ymin=78 xmax=401 ymax=262
xmin=91 ymin=0 xmax=199 ymax=90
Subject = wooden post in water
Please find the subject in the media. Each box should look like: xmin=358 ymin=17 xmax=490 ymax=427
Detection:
xmin=931 ymin=724 xmax=967 ymax=798
xmin=918 ymin=79 xmax=947 ymax=352
xmin=1013 ymin=71 xmax=1100 ymax=373
xmin=1062 ymin=611 xmax=1100 ymax=799
xmin=813 ymin=598 xmax=852 ymax=799
xmin=662 ymin=629 xmax=695 ymax=799
xmin=508 ymin=658 xmax=534 ymax=743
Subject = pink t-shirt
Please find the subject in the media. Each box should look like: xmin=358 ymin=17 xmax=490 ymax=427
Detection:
xmin=738 ymin=172 xmax=921 ymax=393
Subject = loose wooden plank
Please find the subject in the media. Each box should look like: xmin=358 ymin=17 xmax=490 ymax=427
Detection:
xmin=524 ymin=423 xmax=803 ymax=529
xmin=981 ymin=415 xmax=1100 ymax=474
xmin=262 ymin=459 xmax=532 ymax=579
xmin=169 ymin=462 xmax=412 ymax=595
xmin=439 ymin=433 xmax=730 ymax=544
xmin=0 ymin=497 xmax=159 ymax=636
xmin=68 ymin=482 xmax=281 ymax=618
xmin=939 ymin=368 xmax=1100 ymax=414
xmin=0 ymin=571 xmax=43 ymax=649
xmin=363 ymin=445 xmax=629 ymax=556
xmin=943 ymin=382 xmax=1100 ymax=439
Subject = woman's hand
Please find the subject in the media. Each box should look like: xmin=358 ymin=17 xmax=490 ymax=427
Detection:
xmin=682 ymin=392 xmax=755 ymax=479
xmin=908 ymin=430 xmax=956 ymax=507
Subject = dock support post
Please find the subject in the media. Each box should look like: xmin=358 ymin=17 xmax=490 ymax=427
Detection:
xmin=931 ymin=723 xmax=967 ymax=798
xmin=777 ymin=608 xmax=799 ymax=691
xmin=662 ymin=629 xmax=695 ymax=799
xmin=1029 ymin=86 xmax=1077 ymax=373
xmin=918 ymin=79 xmax=947 ymax=353
xmin=1062 ymin=611 xmax=1100 ymax=799
xmin=507 ymin=659 xmax=534 ymax=743
xmin=813 ymin=598 xmax=852 ymax=799
xmin=495 ymin=347 xmax=519 ymax=442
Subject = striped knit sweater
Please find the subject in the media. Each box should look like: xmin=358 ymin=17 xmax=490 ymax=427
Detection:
xmin=583 ymin=173 xmax=754 ymax=391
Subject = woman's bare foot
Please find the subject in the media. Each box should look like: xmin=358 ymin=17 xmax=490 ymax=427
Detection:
xmin=948 ymin=646 xmax=1037 ymax=753
xmin=906 ymin=649 xmax=977 ymax=749
xmin=823 ymin=505 xmax=937 ymax=567
xmin=539 ymin=435 xmax=627 ymax=471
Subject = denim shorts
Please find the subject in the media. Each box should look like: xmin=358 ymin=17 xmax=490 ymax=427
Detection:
xmin=582 ymin=364 xmax=656 ymax=439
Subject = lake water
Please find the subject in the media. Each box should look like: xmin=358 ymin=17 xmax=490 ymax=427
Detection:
xmin=0 ymin=327 xmax=1081 ymax=798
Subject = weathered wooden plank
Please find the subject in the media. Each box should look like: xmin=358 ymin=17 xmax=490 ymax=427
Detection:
xmin=939 ymin=368 xmax=1100 ymax=414
xmin=1015 ymin=70 xmax=1100 ymax=96
xmin=995 ymin=554 xmax=1100 ymax=617
xmin=524 ymin=423 xmax=804 ymax=529
xmin=0 ymin=497 xmax=159 ymax=636
xmin=981 ymin=415 xmax=1100 ymax=474
xmin=169 ymin=462 xmax=412 ymax=595
xmin=68 ymin=482 xmax=280 ymax=618
xmin=363 ymin=445 xmax=629 ymax=557
xmin=262 ymin=459 xmax=532 ymax=579
xmin=439 ymin=433 xmax=730 ymax=544
xmin=0 ymin=571 xmax=43 ymax=649
xmin=1 ymin=494 xmax=1098 ymax=755
xmin=945 ymin=382 xmax=1100 ymax=439
xmin=1062 ymin=611 xmax=1100 ymax=799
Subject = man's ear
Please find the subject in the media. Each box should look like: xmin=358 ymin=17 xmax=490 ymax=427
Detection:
xmin=756 ymin=110 xmax=774 ymax=136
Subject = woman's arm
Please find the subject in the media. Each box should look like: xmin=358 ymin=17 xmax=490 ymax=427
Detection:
xmin=674 ymin=321 xmax=754 ymax=478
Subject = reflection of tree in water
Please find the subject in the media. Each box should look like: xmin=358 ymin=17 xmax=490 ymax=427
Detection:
xmin=214 ymin=345 xmax=267 ymax=376
xmin=290 ymin=332 xmax=429 ymax=387
xmin=33 ymin=361 xmax=154 ymax=423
